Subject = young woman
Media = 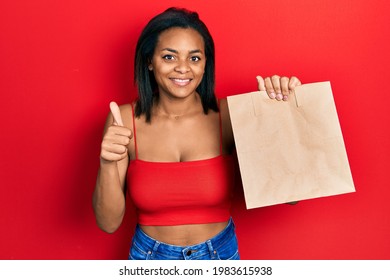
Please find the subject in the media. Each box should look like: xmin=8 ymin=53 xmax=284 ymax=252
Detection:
xmin=93 ymin=7 xmax=301 ymax=260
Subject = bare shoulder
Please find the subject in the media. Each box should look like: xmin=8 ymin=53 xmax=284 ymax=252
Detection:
xmin=219 ymin=97 xmax=228 ymax=111
xmin=118 ymin=103 xmax=137 ymax=160
xmin=117 ymin=103 xmax=134 ymax=130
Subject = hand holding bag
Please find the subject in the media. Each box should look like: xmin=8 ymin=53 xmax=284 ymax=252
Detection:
xmin=227 ymin=81 xmax=355 ymax=209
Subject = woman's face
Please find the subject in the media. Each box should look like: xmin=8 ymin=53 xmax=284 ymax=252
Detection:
xmin=150 ymin=27 xmax=206 ymax=100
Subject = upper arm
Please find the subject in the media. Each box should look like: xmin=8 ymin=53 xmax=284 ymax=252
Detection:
xmin=219 ymin=98 xmax=235 ymax=153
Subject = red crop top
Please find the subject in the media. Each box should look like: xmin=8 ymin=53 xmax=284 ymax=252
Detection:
xmin=127 ymin=105 xmax=235 ymax=226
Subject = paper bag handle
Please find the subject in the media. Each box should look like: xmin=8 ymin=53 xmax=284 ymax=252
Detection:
xmin=251 ymin=82 xmax=334 ymax=117
xmin=251 ymin=89 xmax=301 ymax=117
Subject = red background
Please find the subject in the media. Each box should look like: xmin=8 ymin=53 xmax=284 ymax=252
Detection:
xmin=1 ymin=0 xmax=389 ymax=260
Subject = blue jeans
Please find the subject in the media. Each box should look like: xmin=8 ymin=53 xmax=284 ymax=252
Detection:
xmin=128 ymin=218 xmax=240 ymax=260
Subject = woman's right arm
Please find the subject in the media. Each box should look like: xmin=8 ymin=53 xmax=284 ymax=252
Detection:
xmin=93 ymin=103 xmax=132 ymax=233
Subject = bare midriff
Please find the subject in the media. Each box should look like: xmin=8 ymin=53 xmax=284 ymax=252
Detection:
xmin=140 ymin=220 xmax=229 ymax=246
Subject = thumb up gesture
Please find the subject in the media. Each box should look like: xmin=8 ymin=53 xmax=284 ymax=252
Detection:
xmin=100 ymin=102 xmax=133 ymax=162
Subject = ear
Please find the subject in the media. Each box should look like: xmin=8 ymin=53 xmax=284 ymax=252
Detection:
xmin=147 ymin=58 xmax=153 ymax=71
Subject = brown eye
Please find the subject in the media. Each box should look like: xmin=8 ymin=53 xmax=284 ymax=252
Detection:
xmin=190 ymin=56 xmax=201 ymax=62
xmin=162 ymin=55 xmax=175 ymax=60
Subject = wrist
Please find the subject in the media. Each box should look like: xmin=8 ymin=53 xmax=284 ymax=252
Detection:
xmin=99 ymin=157 xmax=117 ymax=167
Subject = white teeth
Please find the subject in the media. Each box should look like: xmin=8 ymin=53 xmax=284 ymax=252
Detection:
xmin=171 ymin=78 xmax=191 ymax=86
xmin=172 ymin=79 xmax=190 ymax=82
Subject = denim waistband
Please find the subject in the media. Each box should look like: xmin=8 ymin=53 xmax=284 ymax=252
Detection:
xmin=131 ymin=218 xmax=236 ymax=260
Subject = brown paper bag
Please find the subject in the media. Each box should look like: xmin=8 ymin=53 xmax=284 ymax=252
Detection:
xmin=227 ymin=81 xmax=355 ymax=209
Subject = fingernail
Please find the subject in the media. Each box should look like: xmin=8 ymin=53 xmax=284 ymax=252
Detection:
xmin=269 ymin=92 xmax=276 ymax=99
xmin=276 ymin=93 xmax=283 ymax=100
xmin=283 ymin=95 xmax=288 ymax=101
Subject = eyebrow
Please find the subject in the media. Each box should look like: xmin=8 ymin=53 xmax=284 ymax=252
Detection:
xmin=161 ymin=48 xmax=203 ymax=54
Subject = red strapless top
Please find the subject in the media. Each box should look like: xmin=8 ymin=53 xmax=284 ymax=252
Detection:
xmin=126 ymin=105 xmax=235 ymax=226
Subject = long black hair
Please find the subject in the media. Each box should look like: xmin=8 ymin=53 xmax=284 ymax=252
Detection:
xmin=134 ymin=7 xmax=218 ymax=122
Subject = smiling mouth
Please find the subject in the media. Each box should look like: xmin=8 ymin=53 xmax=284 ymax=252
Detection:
xmin=170 ymin=78 xmax=192 ymax=86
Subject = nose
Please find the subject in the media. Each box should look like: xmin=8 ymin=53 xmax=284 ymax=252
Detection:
xmin=174 ymin=60 xmax=190 ymax=73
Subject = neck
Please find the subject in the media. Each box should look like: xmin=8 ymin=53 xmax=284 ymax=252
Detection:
xmin=154 ymin=93 xmax=202 ymax=118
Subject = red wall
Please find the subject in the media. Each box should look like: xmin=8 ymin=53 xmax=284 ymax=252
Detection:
xmin=1 ymin=0 xmax=389 ymax=260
